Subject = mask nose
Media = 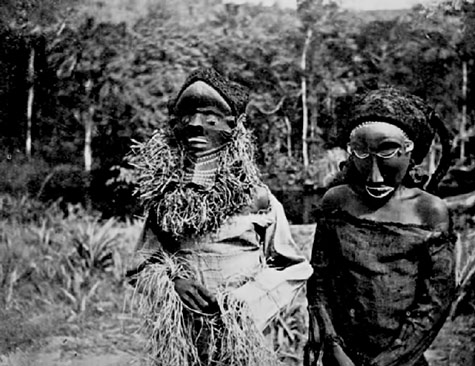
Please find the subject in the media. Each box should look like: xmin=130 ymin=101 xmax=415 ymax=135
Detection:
xmin=184 ymin=114 xmax=205 ymax=137
xmin=188 ymin=113 xmax=204 ymax=128
xmin=369 ymin=157 xmax=384 ymax=184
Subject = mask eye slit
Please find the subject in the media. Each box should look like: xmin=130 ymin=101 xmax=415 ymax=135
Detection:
xmin=376 ymin=148 xmax=400 ymax=159
xmin=347 ymin=145 xmax=369 ymax=159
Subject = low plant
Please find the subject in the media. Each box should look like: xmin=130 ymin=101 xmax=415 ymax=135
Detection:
xmin=0 ymin=194 xmax=63 ymax=225
xmin=266 ymin=292 xmax=308 ymax=366
xmin=67 ymin=216 xmax=119 ymax=272
xmin=0 ymin=195 xmax=124 ymax=316
xmin=452 ymin=228 xmax=475 ymax=316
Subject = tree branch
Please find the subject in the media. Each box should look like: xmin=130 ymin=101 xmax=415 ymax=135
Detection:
xmin=247 ymin=96 xmax=286 ymax=115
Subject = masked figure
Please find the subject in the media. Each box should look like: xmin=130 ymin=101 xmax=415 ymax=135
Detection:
xmin=305 ymin=88 xmax=456 ymax=366
xmin=127 ymin=67 xmax=312 ymax=366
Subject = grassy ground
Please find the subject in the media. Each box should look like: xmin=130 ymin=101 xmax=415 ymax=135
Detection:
xmin=0 ymin=196 xmax=474 ymax=366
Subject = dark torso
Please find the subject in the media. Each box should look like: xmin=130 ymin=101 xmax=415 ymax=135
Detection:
xmin=317 ymin=210 xmax=442 ymax=357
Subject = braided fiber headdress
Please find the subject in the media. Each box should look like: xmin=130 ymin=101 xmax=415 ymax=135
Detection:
xmin=168 ymin=67 xmax=249 ymax=116
xmin=347 ymin=87 xmax=434 ymax=165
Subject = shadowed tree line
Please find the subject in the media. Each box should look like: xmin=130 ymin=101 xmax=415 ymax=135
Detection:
xmin=1 ymin=0 xmax=475 ymax=217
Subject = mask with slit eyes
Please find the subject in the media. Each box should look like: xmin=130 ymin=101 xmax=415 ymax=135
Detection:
xmin=348 ymin=122 xmax=414 ymax=199
xmin=170 ymin=80 xmax=235 ymax=158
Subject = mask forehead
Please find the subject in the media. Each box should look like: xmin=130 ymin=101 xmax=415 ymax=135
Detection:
xmin=175 ymin=81 xmax=232 ymax=116
xmin=349 ymin=122 xmax=408 ymax=147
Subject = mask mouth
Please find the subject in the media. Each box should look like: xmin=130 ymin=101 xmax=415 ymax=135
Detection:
xmin=187 ymin=137 xmax=207 ymax=144
xmin=365 ymin=185 xmax=395 ymax=199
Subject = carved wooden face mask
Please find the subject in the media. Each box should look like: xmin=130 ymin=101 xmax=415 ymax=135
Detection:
xmin=171 ymin=81 xmax=235 ymax=158
xmin=348 ymin=122 xmax=414 ymax=199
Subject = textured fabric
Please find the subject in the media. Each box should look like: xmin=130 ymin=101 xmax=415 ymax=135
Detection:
xmin=130 ymin=191 xmax=312 ymax=331
xmin=168 ymin=67 xmax=249 ymax=116
xmin=347 ymin=88 xmax=435 ymax=164
xmin=307 ymin=208 xmax=456 ymax=366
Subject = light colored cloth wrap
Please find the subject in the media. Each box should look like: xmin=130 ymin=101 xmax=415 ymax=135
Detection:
xmin=132 ymin=192 xmax=312 ymax=331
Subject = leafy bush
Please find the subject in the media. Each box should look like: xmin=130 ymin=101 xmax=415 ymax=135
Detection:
xmin=0 ymin=194 xmax=63 ymax=224
xmin=0 ymin=195 xmax=125 ymax=317
xmin=0 ymin=157 xmax=88 ymax=208
xmin=0 ymin=156 xmax=51 ymax=198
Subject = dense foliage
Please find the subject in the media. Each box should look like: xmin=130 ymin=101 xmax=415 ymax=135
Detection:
xmin=0 ymin=0 xmax=474 ymax=213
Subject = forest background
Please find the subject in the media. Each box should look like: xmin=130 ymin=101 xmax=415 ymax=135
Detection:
xmin=1 ymin=0 xmax=475 ymax=365
xmin=2 ymin=0 xmax=475 ymax=219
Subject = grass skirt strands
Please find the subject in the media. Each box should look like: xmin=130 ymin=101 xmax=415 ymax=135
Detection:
xmin=133 ymin=252 xmax=281 ymax=366
xmin=128 ymin=123 xmax=262 ymax=240
xmin=133 ymin=252 xmax=198 ymax=365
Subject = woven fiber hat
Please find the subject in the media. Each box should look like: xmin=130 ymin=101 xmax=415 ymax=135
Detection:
xmin=347 ymin=87 xmax=435 ymax=164
xmin=168 ymin=67 xmax=249 ymax=116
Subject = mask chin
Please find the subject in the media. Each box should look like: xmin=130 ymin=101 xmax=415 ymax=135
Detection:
xmin=365 ymin=185 xmax=395 ymax=199
xmin=188 ymin=142 xmax=229 ymax=158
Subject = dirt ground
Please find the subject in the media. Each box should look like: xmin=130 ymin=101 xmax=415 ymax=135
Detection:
xmin=1 ymin=297 xmax=474 ymax=366
xmin=1 ymin=224 xmax=474 ymax=366
xmin=1 ymin=317 xmax=474 ymax=366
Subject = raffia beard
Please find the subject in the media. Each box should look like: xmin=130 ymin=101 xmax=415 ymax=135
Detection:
xmin=129 ymin=123 xmax=262 ymax=240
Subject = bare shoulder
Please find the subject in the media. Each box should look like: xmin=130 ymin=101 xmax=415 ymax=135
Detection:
xmin=252 ymin=184 xmax=270 ymax=212
xmin=321 ymin=184 xmax=354 ymax=211
xmin=414 ymin=189 xmax=450 ymax=230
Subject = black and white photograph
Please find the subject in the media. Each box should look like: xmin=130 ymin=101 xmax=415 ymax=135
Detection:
xmin=1 ymin=0 xmax=474 ymax=365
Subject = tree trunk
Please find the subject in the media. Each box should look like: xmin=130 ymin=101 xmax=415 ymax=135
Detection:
xmin=310 ymin=97 xmax=317 ymax=140
xmin=84 ymin=105 xmax=95 ymax=211
xmin=301 ymin=28 xmax=312 ymax=169
xmin=284 ymin=115 xmax=292 ymax=158
xmin=84 ymin=107 xmax=94 ymax=173
xmin=26 ymin=46 xmax=35 ymax=158
xmin=460 ymin=60 xmax=468 ymax=162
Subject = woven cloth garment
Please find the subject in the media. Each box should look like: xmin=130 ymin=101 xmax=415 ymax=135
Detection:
xmin=307 ymin=208 xmax=456 ymax=366
xmin=131 ymin=192 xmax=312 ymax=331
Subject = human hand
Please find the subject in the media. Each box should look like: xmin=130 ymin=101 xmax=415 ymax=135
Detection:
xmin=173 ymin=278 xmax=218 ymax=314
xmin=331 ymin=343 xmax=356 ymax=366
xmin=303 ymin=342 xmax=321 ymax=366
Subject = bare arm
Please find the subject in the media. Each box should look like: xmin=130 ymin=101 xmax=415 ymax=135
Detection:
xmin=306 ymin=187 xmax=356 ymax=366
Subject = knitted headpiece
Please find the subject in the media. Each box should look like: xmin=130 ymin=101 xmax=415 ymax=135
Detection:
xmin=168 ymin=67 xmax=250 ymax=116
xmin=347 ymin=87 xmax=435 ymax=164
